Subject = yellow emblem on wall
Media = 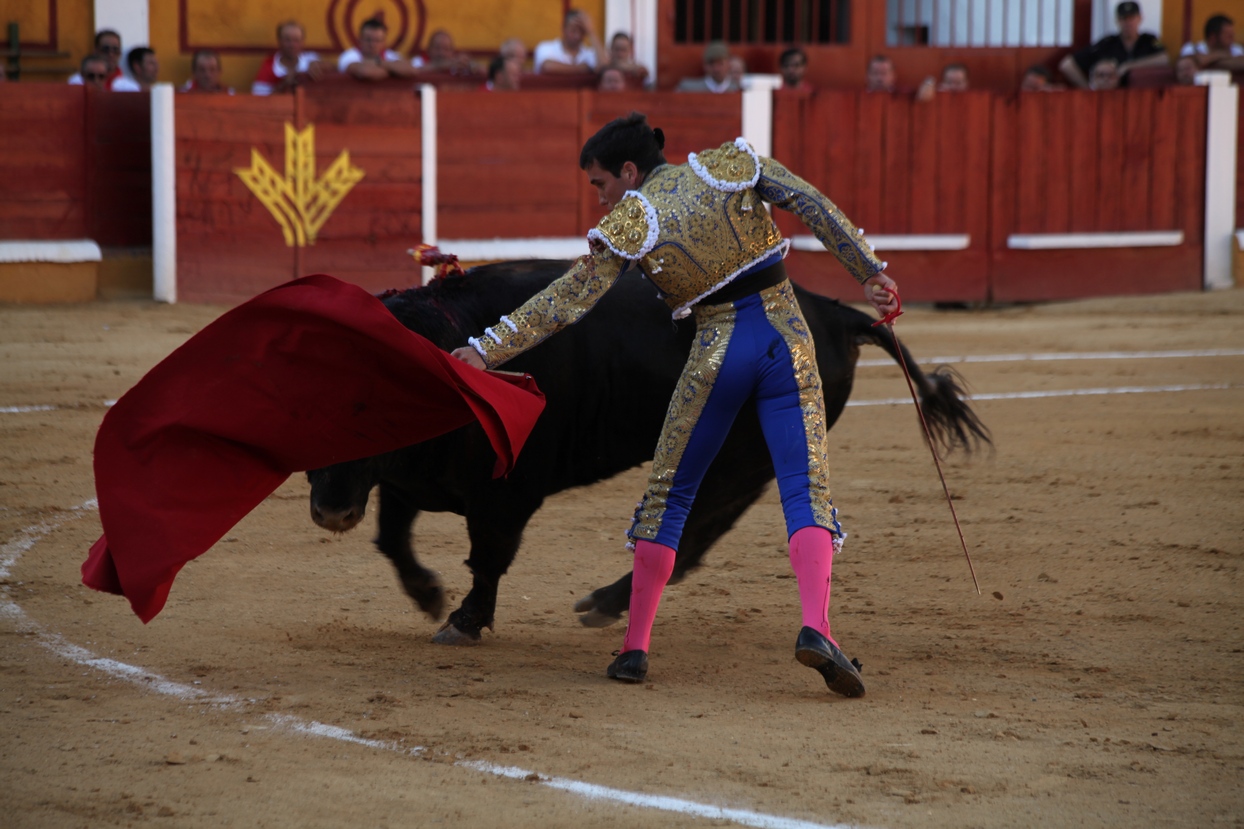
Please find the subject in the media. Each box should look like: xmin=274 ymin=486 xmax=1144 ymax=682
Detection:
xmin=235 ymin=123 xmax=365 ymax=247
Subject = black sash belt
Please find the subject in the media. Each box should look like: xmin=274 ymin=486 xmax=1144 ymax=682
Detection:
xmin=706 ymin=259 xmax=788 ymax=305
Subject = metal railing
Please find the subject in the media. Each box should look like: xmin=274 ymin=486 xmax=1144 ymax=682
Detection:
xmin=674 ymin=0 xmax=852 ymax=44
xmin=886 ymin=0 xmax=1074 ymax=47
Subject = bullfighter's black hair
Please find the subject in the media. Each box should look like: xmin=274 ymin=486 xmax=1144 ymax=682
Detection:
xmin=578 ymin=112 xmax=667 ymax=176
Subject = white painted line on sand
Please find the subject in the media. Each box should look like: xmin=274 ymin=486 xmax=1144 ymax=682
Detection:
xmin=0 ymin=503 xmax=862 ymax=829
xmin=858 ymin=347 xmax=1244 ymax=368
xmin=848 ymin=383 xmax=1233 ymax=407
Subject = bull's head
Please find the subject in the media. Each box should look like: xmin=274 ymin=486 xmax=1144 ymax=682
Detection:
xmin=306 ymin=458 xmax=381 ymax=532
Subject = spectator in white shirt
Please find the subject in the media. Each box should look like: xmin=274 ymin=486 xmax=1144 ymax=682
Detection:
xmin=1180 ymin=14 xmax=1244 ymax=71
xmin=252 ymin=20 xmax=324 ymax=95
xmin=339 ymin=17 xmax=417 ymax=80
xmin=112 ymin=47 xmax=158 ymax=92
xmin=533 ymin=9 xmax=605 ymax=74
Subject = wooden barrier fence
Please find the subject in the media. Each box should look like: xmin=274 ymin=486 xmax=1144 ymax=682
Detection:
xmin=0 ymin=83 xmax=1234 ymax=305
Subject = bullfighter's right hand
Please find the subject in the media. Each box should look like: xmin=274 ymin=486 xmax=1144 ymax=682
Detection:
xmin=451 ymin=346 xmax=487 ymax=371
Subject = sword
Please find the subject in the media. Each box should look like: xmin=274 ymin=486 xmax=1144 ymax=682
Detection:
xmin=871 ymin=287 xmax=981 ymax=595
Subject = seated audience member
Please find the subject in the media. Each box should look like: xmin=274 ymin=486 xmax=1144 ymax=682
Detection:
xmin=112 ymin=47 xmax=158 ymax=91
xmin=181 ymin=49 xmax=234 ymax=93
xmin=728 ymin=54 xmax=749 ymax=90
xmin=608 ymin=32 xmax=649 ymax=85
xmin=483 ymin=54 xmax=521 ymax=90
xmin=1020 ymin=64 xmax=1059 ymax=91
xmin=865 ymin=54 xmax=897 ymax=92
xmin=69 ymin=30 xmax=124 ymax=87
xmin=500 ymin=37 xmax=528 ymax=69
xmin=778 ymin=46 xmax=811 ymax=92
xmin=416 ymin=29 xmax=475 ymax=74
xmin=1180 ymin=14 xmax=1244 ymax=71
xmin=916 ymin=62 xmax=969 ymax=101
xmin=1059 ymin=1 xmax=1167 ymax=88
xmin=676 ymin=41 xmax=740 ymax=92
xmin=598 ymin=65 xmax=627 ymax=91
xmin=1089 ymin=57 xmax=1121 ymax=90
xmin=253 ymin=20 xmax=323 ymax=95
xmin=339 ymin=17 xmax=416 ymax=80
xmin=75 ymin=54 xmax=111 ymax=89
xmin=534 ymin=9 xmax=605 ymax=74
xmin=1174 ymin=54 xmax=1201 ymax=85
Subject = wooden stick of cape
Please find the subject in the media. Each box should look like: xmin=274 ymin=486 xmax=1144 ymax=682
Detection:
xmin=81 ymin=274 xmax=546 ymax=622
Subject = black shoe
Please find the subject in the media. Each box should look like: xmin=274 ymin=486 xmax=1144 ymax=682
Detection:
xmin=606 ymin=649 xmax=648 ymax=683
xmin=795 ymin=626 xmax=865 ymax=698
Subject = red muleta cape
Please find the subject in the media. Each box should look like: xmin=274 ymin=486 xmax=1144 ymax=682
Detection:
xmin=82 ymin=274 xmax=545 ymax=622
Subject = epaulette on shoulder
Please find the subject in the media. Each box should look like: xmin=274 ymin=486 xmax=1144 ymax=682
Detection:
xmin=586 ymin=191 xmax=658 ymax=260
xmin=688 ymin=138 xmax=760 ymax=192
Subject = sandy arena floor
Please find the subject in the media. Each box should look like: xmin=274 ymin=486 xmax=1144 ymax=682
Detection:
xmin=1 ymin=287 xmax=1242 ymax=828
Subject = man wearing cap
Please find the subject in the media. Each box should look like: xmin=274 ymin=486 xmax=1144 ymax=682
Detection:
xmin=1059 ymin=1 xmax=1168 ymax=88
xmin=676 ymin=41 xmax=741 ymax=92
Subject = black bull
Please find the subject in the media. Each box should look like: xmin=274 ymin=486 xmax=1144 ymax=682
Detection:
xmin=307 ymin=260 xmax=989 ymax=644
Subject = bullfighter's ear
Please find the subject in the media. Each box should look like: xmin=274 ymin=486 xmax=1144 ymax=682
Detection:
xmin=587 ymin=192 xmax=658 ymax=260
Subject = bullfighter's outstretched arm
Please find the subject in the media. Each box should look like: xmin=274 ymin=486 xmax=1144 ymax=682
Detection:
xmin=753 ymin=156 xmax=887 ymax=286
xmin=468 ymin=244 xmax=626 ymax=368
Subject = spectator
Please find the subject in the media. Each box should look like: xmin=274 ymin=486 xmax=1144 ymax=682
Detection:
xmin=112 ymin=47 xmax=158 ymax=91
xmin=608 ymin=32 xmax=649 ymax=85
xmin=1059 ymin=1 xmax=1167 ymax=89
xmin=916 ymin=62 xmax=969 ymax=101
xmin=598 ymin=65 xmax=628 ymax=91
xmin=1089 ymin=57 xmax=1121 ymax=90
xmin=499 ymin=37 xmax=528 ymax=69
xmin=180 ymin=49 xmax=234 ymax=93
xmin=1181 ymin=14 xmax=1244 ymax=71
xmin=484 ymin=54 xmax=521 ymax=90
xmin=76 ymin=54 xmax=111 ymax=89
xmin=778 ymin=46 xmax=811 ymax=92
xmin=339 ymin=17 xmax=416 ymax=80
xmin=728 ymin=54 xmax=749 ymax=89
xmin=416 ymin=28 xmax=475 ymax=74
xmin=252 ymin=20 xmax=323 ymax=95
xmin=1174 ymin=54 xmax=1200 ymax=85
xmin=865 ymin=54 xmax=897 ymax=92
xmin=1020 ymin=64 xmax=1059 ymax=91
xmin=534 ymin=9 xmax=605 ymax=74
xmin=676 ymin=41 xmax=740 ymax=92
xmin=68 ymin=30 xmax=123 ymax=87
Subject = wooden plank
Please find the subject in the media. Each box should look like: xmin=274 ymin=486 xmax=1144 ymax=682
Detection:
xmin=1043 ymin=92 xmax=1072 ymax=234
xmin=908 ymin=94 xmax=939 ymax=234
xmin=1119 ymin=89 xmax=1154 ymax=231
xmin=785 ymin=249 xmax=989 ymax=303
xmin=0 ymin=85 xmax=86 ymax=241
xmin=987 ymin=93 xmax=1017 ymax=300
xmin=88 ymin=86 xmax=152 ymax=247
xmin=852 ymin=92 xmax=885 ymax=233
xmin=1095 ymin=92 xmax=1127 ymax=233
xmin=1147 ymin=89 xmax=1180 ymax=232
xmin=991 ymin=247 xmax=1202 ymax=302
xmin=1015 ymin=92 xmax=1046 ymax=234
xmin=959 ymin=93 xmax=993 ymax=246
xmin=1067 ymin=92 xmax=1099 ymax=232
xmin=1174 ymin=88 xmax=1207 ymax=246
xmin=880 ymin=96 xmax=911 ymax=233
xmin=176 ymin=237 xmax=294 ymax=304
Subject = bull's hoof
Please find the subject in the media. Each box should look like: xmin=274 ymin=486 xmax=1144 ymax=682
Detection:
xmin=432 ymin=622 xmax=482 ymax=646
xmin=573 ymin=594 xmax=623 ymax=628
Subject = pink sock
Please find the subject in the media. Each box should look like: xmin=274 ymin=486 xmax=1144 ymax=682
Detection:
xmin=621 ymin=540 xmax=676 ymax=653
xmin=789 ymin=526 xmax=837 ymax=645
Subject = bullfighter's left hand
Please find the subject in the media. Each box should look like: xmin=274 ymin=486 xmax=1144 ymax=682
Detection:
xmin=451 ymin=346 xmax=486 ymax=371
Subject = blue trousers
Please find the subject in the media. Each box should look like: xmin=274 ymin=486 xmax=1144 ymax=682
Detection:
xmin=628 ymin=279 xmax=842 ymax=549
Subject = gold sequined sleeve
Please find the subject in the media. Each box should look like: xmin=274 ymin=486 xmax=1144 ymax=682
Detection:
xmin=468 ymin=243 xmax=626 ymax=368
xmin=754 ymin=156 xmax=886 ymax=284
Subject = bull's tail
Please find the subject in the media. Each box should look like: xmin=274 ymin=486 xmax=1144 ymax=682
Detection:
xmin=856 ymin=323 xmax=992 ymax=456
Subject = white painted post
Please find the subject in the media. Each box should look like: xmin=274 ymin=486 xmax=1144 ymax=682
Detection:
xmin=741 ymin=85 xmax=774 ymax=159
xmin=1201 ymin=73 xmax=1238 ymax=290
xmin=605 ymin=0 xmax=658 ymax=87
xmin=419 ymin=84 xmax=438 ymax=286
xmin=150 ymin=84 xmax=177 ymax=303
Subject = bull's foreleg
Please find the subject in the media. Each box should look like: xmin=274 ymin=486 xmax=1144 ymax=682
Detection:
xmin=375 ymin=483 xmax=445 ymax=620
xmin=432 ymin=499 xmax=534 ymax=645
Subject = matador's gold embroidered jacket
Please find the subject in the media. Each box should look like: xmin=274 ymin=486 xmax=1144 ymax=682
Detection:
xmin=468 ymin=137 xmax=886 ymax=367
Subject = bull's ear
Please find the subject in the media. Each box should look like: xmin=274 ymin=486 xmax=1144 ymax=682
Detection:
xmin=589 ymin=193 xmax=658 ymax=261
